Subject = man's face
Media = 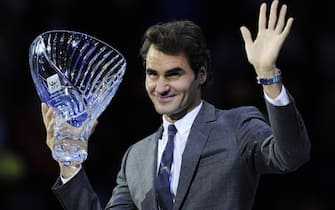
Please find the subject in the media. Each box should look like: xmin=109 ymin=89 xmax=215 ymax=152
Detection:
xmin=145 ymin=45 xmax=204 ymax=122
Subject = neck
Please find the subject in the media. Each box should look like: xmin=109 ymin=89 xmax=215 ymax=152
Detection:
xmin=164 ymin=100 xmax=202 ymax=123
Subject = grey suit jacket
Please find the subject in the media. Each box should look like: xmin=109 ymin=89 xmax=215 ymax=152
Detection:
xmin=52 ymin=99 xmax=310 ymax=210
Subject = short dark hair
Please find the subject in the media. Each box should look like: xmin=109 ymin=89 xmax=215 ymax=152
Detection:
xmin=139 ymin=20 xmax=211 ymax=84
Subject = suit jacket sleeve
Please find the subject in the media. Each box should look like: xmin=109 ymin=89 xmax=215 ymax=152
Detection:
xmin=51 ymin=146 xmax=137 ymax=210
xmin=52 ymin=145 xmax=136 ymax=210
xmin=236 ymin=93 xmax=310 ymax=174
xmin=52 ymin=168 xmax=103 ymax=210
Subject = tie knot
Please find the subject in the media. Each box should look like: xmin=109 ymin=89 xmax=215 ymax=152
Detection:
xmin=168 ymin=124 xmax=177 ymax=136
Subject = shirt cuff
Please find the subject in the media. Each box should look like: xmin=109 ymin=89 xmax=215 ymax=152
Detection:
xmin=60 ymin=164 xmax=82 ymax=184
xmin=264 ymin=85 xmax=290 ymax=106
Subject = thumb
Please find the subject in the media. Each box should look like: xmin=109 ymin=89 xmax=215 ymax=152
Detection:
xmin=240 ymin=26 xmax=253 ymax=48
xmin=91 ymin=120 xmax=99 ymax=135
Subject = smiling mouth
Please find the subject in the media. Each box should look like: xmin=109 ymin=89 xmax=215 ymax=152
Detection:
xmin=156 ymin=95 xmax=175 ymax=103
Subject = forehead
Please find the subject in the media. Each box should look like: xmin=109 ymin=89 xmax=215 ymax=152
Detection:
xmin=146 ymin=45 xmax=191 ymax=70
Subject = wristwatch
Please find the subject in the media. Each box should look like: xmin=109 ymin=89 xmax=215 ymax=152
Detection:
xmin=256 ymin=70 xmax=282 ymax=85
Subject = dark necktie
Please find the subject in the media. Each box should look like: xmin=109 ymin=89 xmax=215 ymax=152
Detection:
xmin=156 ymin=124 xmax=177 ymax=210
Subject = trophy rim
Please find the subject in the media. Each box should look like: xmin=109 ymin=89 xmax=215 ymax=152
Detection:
xmin=30 ymin=29 xmax=126 ymax=60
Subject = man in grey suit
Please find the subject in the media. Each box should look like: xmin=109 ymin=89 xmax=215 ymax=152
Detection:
xmin=41 ymin=0 xmax=310 ymax=209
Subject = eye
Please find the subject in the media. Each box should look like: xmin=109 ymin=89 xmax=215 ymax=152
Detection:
xmin=166 ymin=72 xmax=180 ymax=77
xmin=146 ymin=69 xmax=158 ymax=79
xmin=165 ymin=68 xmax=184 ymax=78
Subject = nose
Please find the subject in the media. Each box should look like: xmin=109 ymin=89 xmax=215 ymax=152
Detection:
xmin=155 ymin=78 xmax=170 ymax=94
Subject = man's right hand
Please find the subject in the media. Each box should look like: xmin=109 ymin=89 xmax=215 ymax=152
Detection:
xmin=41 ymin=103 xmax=81 ymax=179
xmin=41 ymin=103 xmax=99 ymax=179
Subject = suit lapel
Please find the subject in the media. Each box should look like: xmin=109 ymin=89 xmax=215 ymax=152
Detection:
xmin=141 ymin=126 xmax=163 ymax=210
xmin=173 ymin=102 xmax=216 ymax=210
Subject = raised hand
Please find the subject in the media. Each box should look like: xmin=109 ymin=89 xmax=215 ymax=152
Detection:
xmin=41 ymin=103 xmax=99 ymax=151
xmin=240 ymin=0 xmax=293 ymax=77
xmin=41 ymin=103 xmax=98 ymax=178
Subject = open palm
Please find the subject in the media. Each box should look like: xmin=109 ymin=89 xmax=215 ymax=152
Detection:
xmin=240 ymin=0 xmax=293 ymax=76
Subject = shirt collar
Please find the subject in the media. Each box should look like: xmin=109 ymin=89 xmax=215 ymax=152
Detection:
xmin=162 ymin=101 xmax=203 ymax=136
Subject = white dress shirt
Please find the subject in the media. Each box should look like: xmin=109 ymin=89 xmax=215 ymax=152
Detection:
xmin=158 ymin=101 xmax=203 ymax=198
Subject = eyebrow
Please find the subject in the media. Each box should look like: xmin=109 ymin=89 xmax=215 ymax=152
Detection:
xmin=166 ymin=67 xmax=184 ymax=75
xmin=146 ymin=67 xmax=185 ymax=75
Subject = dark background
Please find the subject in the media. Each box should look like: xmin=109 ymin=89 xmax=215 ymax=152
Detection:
xmin=0 ymin=0 xmax=334 ymax=209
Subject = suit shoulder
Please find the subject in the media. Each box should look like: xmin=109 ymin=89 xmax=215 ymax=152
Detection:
xmin=212 ymin=106 xmax=267 ymax=131
xmin=234 ymin=106 xmax=263 ymax=115
xmin=216 ymin=106 xmax=264 ymax=120
xmin=128 ymin=131 xmax=158 ymax=152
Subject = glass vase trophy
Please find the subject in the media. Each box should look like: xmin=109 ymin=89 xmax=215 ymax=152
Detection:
xmin=29 ymin=30 xmax=126 ymax=166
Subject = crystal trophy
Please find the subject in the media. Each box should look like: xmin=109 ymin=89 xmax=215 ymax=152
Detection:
xmin=29 ymin=30 xmax=126 ymax=166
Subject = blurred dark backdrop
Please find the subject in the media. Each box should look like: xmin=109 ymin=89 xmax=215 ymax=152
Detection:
xmin=0 ymin=0 xmax=334 ymax=209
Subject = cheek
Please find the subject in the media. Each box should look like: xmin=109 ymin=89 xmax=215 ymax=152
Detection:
xmin=183 ymin=80 xmax=200 ymax=97
xmin=177 ymin=79 xmax=197 ymax=92
xmin=145 ymin=79 xmax=153 ymax=93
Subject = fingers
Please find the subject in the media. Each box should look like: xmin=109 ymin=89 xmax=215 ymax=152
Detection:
xmin=282 ymin=17 xmax=294 ymax=38
xmin=258 ymin=3 xmax=267 ymax=32
xmin=266 ymin=0 xmax=293 ymax=35
xmin=275 ymin=4 xmax=287 ymax=33
xmin=268 ymin=0 xmax=279 ymax=30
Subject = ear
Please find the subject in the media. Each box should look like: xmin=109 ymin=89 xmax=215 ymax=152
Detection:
xmin=198 ymin=66 xmax=207 ymax=85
